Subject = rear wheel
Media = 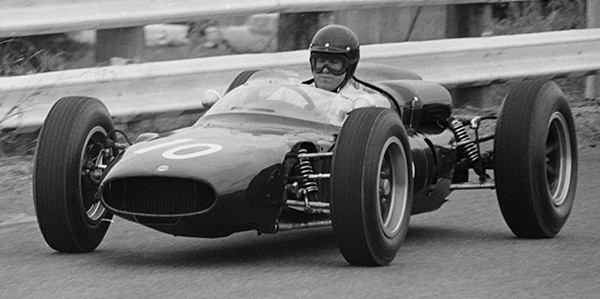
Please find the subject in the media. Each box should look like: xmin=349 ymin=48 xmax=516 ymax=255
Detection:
xmin=34 ymin=97 xmax=114 ymax=252
xmin=331 ymin=108 xmax=413 ymax=266
xmin=494 ymin=80 xmax=577 ymax=238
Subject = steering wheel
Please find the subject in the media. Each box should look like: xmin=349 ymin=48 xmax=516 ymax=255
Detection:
xmin=287 ymin=85 xmax=316 ymax=111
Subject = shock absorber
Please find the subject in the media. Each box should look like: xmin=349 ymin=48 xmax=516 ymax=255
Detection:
xmin=298 ymin=148 xmax=319 ymax=202
xmin=449 ymin=118 xmax=485 ymax=177
xmin=450 ymin=118 xmax=479 ymax=162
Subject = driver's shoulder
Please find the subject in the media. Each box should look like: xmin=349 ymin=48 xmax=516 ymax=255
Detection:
xmin=341 ymin=80 xmax=390 ymax=108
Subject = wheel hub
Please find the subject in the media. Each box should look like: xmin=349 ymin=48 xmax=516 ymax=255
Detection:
xmin=380 ymin=174 xmax=391 ymax=197
xmin=546 ymin=112 xmax=572 ymax=207
xmin=80 ymin=126 xmax=110 ymax=223
xmin=377 ymin=137 xmax=409 ymax=238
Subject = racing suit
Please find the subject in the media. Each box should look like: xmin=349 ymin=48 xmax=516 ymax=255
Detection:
xmin=322 ymin=79 xmax=391 ymax=126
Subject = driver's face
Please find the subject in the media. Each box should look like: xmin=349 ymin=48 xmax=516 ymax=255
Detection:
xmin=313 ymin=68 xmax=346 ymax=92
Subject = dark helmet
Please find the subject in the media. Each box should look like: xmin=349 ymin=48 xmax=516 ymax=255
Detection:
xmin=309 ymin=25 xmax=360 ymax=89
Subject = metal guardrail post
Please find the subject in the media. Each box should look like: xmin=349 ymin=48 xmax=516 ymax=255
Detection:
xmin=446 ymin=3 xmax=494 ymax=108
xmin=586 ymin=0 xmax=600 ymax=100
xmin=95 ymin=27 xmax=144 ymax=64
xmin=446 ymin=3 xmax=492 ymax=38
xmin=277 ymin=12 xmax=331 ymax=51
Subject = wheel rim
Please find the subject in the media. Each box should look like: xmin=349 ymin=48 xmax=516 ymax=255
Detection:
xmin=377 ymin=137 xmax=409 ymax=238
xmin=545 ymin=112 xmax=573 ymax=207
xmin=80 ymin=126 xmax=109 ymax=223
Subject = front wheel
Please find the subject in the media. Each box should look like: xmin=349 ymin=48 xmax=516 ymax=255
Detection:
xmin=331 ymin=108 xmax=413 ymax=266
xmin=494 ymin=80 xmax=578 ymax=238
xmin=33 ymin=97 xmax=115 ymax=252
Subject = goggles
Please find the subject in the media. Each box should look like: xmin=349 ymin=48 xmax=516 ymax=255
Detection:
xmin=310 ymin=53 xmax=349 ymax=76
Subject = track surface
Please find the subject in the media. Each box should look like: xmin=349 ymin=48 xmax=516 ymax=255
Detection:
xmin=1 ymin=148 xmax=599 ymax=298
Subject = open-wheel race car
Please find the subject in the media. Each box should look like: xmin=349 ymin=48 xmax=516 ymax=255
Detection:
xmin=32 ymin=64 xmax=578 ymax=266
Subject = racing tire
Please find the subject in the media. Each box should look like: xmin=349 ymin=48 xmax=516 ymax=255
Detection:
xmin=331 ymin=108 xmax=413 ymax=266
xmin=33 ymin=97 xmax=114 ymax=252
xmin=225 ymin=70 xmax=259 ymax=93
xmin=494 ymin=80 xmax=577 ymax=238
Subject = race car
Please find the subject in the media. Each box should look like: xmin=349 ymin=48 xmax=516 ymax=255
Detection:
xmin=32 ymin=64 xmax=578 ymax=266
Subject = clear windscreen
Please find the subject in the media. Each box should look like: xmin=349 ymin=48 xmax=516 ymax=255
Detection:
xmin=203 ymin=83 xmax=345 ymax=125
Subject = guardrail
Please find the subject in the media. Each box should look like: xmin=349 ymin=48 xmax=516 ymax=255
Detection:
xmin=2 ymin=28 xmax=599 ymax=132
xmin=587 ymin=0 xmax=600 ymax=99
xmin=0 ymin=0 xmax=525 ymax=37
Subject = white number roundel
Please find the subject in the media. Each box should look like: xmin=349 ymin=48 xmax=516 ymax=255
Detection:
xmin=162 ymin=143 xmax=223 ymax=160
xmin=134 ymin=139 xmax=223 ymax=160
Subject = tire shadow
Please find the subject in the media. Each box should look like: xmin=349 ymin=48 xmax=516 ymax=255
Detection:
xmin=97 ymin=226 xmax=344 ymax=269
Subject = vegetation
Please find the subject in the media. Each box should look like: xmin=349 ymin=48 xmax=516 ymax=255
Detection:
xmin=492 ymin=0 xmax=586 ymax=35
xmin=0 ymin=34 xmax=89 ymax=76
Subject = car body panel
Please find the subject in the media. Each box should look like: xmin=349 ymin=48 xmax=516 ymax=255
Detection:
xmin=98 ymin=68 xmax=456 ymax=237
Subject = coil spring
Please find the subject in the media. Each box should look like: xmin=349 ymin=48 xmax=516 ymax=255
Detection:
xmin=450 ymin=119 xmax=479 ymax=164
xmin=298 ymin=148 xmax=319 ymax=194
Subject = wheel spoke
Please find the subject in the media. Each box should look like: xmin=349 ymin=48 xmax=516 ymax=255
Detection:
xmin=379 ymin=153 xmax=392 ymax=222
xmin=80 ymin=128 xmax=111 ymax=223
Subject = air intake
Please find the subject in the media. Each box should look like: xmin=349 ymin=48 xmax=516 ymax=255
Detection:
xmin=102 ymin=177 xmax=215 ymax=216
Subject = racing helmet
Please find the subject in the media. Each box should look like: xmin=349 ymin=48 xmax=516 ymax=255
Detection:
xmin=309 ymin=25 xmax=360 ymax=89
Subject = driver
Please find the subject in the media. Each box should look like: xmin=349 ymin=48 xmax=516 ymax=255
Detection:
xmin=308 ymin=24 xmax=388 ymax=124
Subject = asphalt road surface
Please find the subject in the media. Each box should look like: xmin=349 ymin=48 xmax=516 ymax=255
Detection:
xmin=1 ymin=148 xmax=599 ymax=299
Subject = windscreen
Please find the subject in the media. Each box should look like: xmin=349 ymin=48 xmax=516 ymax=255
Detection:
xmin=203 ymin=83 xmax=350 ymax=125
